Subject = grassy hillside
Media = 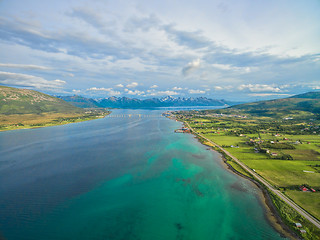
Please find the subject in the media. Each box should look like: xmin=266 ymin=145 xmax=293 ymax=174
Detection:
xmin=290 ymin=92 xmax=320 ymax=99
xmin=0 ymin=86 xmax=82 ymax=114
xmin=0 ymin=86 xmax=110 ymax=131
xmin=220 ymin=92 xmax=320 ymax=118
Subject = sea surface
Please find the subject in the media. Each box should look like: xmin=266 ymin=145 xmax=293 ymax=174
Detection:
xmin=0 ymin=109 xmax=286 ymax=240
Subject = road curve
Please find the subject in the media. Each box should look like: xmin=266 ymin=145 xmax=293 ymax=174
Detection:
xmin=185 ymin=122 xmax=320 ymax=230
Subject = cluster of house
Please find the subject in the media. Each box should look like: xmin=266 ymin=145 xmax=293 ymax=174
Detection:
xmin=299 ymin=185 xmax=316 ymax=192
xmin=175 ymin=127 xmax=190 ymax=133
xmin=207 ymin=113 xmax=247 ymax=118
xmin=230 ymin=145 xmax=239 ymax=148
xmin=294 ymin=222 xmax=306 ymax=234
xmin=253 ymin=147 xmax=278 ymax=156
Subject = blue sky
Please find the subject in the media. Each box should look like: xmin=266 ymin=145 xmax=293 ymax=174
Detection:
xmin=0 ymin=0 xmax=319 ymax=101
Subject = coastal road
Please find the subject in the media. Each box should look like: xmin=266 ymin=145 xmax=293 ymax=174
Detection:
xmin=185 ymin=122 xmax=320 ymax=230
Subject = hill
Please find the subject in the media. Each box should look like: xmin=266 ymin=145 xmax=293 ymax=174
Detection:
xmin=0 ymin=86 xmax=82 ymax=114
xmin=59 ymin=95 xmax=240 ymax=108
xmin=289 ymin=92 xmax=320 ymax=99
xmin=0 ymin=86 xmax=110 ymax=131
xmin=57 ymin=95 xmax=102 ymax=108
xmin=223 ymin=92 xmax=320 ymax=118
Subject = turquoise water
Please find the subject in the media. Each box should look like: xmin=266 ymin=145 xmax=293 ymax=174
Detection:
xmin=0 ymin=109 xmax=286 ymax=239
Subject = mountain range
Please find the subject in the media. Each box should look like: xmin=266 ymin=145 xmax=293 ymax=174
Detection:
xmin=1 ymin=85 xmax=319 ymax=118
xmin=58 ymin=95 xmax=240 ymax=108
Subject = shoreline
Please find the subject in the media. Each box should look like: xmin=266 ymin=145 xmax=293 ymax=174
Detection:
xmin=173 ymin=118 xmax=299 ymax=239
xmin=221 ymin=153 xmax=299 ymax=239
xmin=0 ymin=111 xmax=110 ymax=132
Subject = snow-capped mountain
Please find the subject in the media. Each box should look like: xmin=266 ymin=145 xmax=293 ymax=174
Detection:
xmin=58 ymin=95 xmax=239 ymax=108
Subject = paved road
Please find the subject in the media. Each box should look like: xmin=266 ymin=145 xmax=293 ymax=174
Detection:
xmin=185 ymin=122 xmax=320 ymax=230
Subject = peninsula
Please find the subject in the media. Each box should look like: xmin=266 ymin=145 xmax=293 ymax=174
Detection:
xmin=0 ymin=86 xmax=110 ymax=131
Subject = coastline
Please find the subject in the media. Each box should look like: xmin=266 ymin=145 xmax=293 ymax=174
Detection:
xmin=172 ymin=117 xmax=299 ymax=239
xmin=222 ymin=153 xmax=299 ymax=239
xmin=0 ymin=111 xmax=110 ymax=132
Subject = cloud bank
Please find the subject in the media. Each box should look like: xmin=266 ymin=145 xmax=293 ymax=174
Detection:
xmin=0 ymin=0 xmax=319 ymax=100
xmin=0 ymin=71 xmax=66 ymax=90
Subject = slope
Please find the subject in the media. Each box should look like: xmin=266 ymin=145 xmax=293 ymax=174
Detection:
xmin=226 ymin=92 xmax=320 ymax=118
xmin=0 ymin=86 xmax=82 ymax=114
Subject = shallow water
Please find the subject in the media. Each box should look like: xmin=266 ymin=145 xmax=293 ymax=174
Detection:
xmin=0 ymin=109 xmax=286 ymax=239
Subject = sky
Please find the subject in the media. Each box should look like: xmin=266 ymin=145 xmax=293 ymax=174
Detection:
xmin=0 ymin=0 xmax=319 ymax=101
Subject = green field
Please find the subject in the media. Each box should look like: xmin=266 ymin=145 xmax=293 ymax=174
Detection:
xmin=286 ymin=190 xmax=320 ymax=220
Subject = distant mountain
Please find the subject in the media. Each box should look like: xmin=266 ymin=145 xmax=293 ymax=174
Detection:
xmin=59 ymin=95 xmax=239 ymax=108
xmin=226 ymin=91 xmax=320 ymax=117
xmin=57 ymin=95 xmax=102 ymax=108
xmin=0 ymin=86 xmax=82 ymax=114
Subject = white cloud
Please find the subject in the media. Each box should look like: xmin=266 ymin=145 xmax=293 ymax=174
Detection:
xmin=126 ymin=82 xmax=139 ymax=88
xmin=111 ymin=57 xmax=157 ymax=72
xmin=212 ymin=64 xmax=233 ymax=71
xmin=238 ymin=84 xmax=282 ymax=92
xmin=115 ymin=84 xmax=124 ymax=88
xmin=150 ymin=84 xmax=158 ymax=88
xmin=189 ymin=89 xmax=205 ymax=94
xmin=0 ymin=71 xmax=66 ymax=90
xmin=182 ymin=59 xmax=200 ymax=76
xmin=212 ymin=63 xmax=253 ymax=73
xmin=86 ymin=87 xmax=121 ymax=96
xmin=87 ymin=87 xmax=112 ymax=91
xmin=72 ymin=89 xmax=81 ymax=94
xmin=63 ymin=73 xmax=74 ymax=77
xmin=248 ymin=93 xmax=291 ymax=97
xmin=107 ymin=90 xmax=121 ymax=96
xmin=148 ymin=90 xmax=179 ymax=96
xmin=214 ymin=85 xmax=233 ymax=91
xmin=172 ymin=86 xmax=182 ymax=90
xmin=54 ymin=79 xmax=66 ymax=84
xmin=0 ymin=63 xmax=52 ymax=71
xmin=127 ymin=90 xmax=145 ymax=95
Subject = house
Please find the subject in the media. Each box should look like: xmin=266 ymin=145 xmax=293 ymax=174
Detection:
xmin=295 ymin=223 xmax=302 ymax=228
xmin=271 ymin=153 xmax=278 ymax=156
xmin=300 ymin=186 xmax=309 ymax=192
